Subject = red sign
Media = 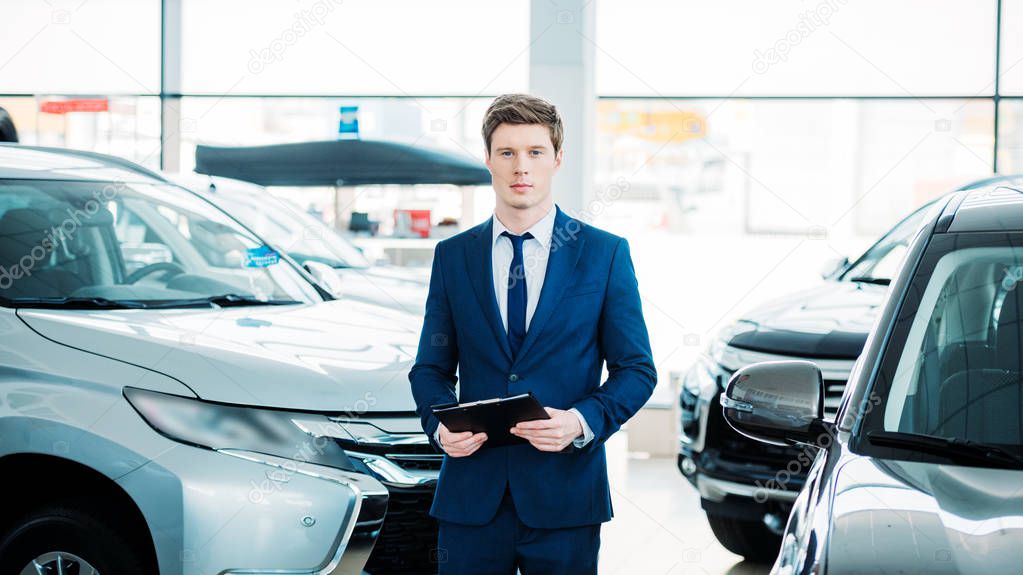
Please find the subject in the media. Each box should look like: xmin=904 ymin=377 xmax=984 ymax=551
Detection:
xmin=394 ymin=209 xmax=432 ymax=238
xmin=40 ymin=99 xmax=109 ymax=114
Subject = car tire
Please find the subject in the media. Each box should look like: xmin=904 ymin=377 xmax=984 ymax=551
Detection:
xmin=706 ymin=512 xmax=781 ymax=564
xmin=0 ymin=501 xmax=152 ymax=574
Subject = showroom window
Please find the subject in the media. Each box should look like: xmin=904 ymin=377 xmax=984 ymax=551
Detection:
xmin=0 ymin=0 xmax=1015 ymax=239
xmin=593 ymin=0 xmax=1001 ymax=236
xmin=594 ymin=98 xmax=994 ymax=236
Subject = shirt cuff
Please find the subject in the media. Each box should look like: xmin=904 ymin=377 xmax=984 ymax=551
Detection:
xmin=433 ymin=428 xmax=442 ymax=448
xmin=569 ymin=407 xmax=594 ymax=447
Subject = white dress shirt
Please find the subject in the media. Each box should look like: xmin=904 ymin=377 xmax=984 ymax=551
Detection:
xmin=490 ymin=205 xmax=555 ymax=334
xmin=436 ymin=206 xmax=594 ymax=449
xmin=493 ymin=207 xmax=593 ymax=448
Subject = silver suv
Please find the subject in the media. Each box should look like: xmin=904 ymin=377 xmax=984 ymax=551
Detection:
xmin=0 ymin=144 xmax=438 ymax=574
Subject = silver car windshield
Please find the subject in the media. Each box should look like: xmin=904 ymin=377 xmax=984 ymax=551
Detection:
xmin=882 ymin=241 xmax=1023 ymax=450
xmin=0 ymin=179 xmax=322 ymax=307
xmin=208 ymin=188 xmax=370 ymax=269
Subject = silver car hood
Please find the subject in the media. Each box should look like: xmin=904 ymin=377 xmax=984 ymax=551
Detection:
xmin=334 ymin=267 xmax=427 ymax=313
xmin=17 ymin=300 xmax=422 ymax=412
xmin=828 ymin=456 xmax=1023 ymax=573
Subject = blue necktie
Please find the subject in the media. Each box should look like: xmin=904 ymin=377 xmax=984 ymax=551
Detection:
xmin=502 ymin=231 xmax=533 ymax=358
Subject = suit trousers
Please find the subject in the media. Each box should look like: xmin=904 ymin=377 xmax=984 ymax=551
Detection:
xmin=435 ymin=486 xmax=601 ymax=575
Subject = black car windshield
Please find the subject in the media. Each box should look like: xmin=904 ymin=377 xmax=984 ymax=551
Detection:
xmin=840 ymin=200 xmax=936 ymax=284
xmin=0 ymin=179 xmax=322 ymax=308
xmin=857 ymin=232 xmax=1023 ymax=465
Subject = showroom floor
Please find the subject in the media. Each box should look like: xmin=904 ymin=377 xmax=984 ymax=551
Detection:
xmin=598 ymin=432 xmax=769 ymax=575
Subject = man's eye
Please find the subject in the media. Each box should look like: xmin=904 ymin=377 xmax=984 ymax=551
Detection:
xmin=502 ymin=151 xmax=513 ymax=157
xmin=530 ymin=150 xmax=542 ymax=156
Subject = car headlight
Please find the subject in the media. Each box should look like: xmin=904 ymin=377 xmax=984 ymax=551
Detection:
xmin=283 ymin=418 xmax=439 ymax=487
xmin=680 ymin=354 xmax=727 ymax=438
xmin=683 ymin=354 xmax=724 ymax=399
xmin=124 ymin=386 xmax=355 ymax=471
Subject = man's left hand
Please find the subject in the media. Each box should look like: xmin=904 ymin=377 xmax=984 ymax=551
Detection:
xmin=510 ymin=407 xmax=582 ymax=452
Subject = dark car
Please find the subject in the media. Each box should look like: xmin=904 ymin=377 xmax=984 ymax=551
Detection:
xmin=722 ymin=182 xmax=1023 ymax=573
xmin=0 ymin=107 xmax=17 ymax=143
xmin=678 ymin=176 xmax=1022 ymax=561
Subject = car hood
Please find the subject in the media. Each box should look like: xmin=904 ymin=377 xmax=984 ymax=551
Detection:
xmin=723 ymin=281 xmax=886 ymax=359
xmin=335 ymin=266 xmax=427 ymax=313
xmin=828 ymin=456 xmax=1023 ymax=573
xmin=17 ymin=300 xmax=422 ymax=412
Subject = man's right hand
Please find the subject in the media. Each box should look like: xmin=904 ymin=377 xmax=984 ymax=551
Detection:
xmin=438 ymin=423 xmax=487 ymax=457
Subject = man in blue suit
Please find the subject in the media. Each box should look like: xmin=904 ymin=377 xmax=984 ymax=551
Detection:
xmin=409 ymin=93 xmax=656 ymax=574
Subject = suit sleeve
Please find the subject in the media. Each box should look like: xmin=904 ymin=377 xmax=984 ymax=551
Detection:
xmin=408 ymin=242 xmax=459 ymax=453
xmin=571 ymin=238 xmax=657 ymax=453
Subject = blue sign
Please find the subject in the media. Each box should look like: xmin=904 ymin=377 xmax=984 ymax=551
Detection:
xmin=245 ymin=246 xmax=280 ymax=268
xmin=338 ymin=105 xmax=359 ymax=139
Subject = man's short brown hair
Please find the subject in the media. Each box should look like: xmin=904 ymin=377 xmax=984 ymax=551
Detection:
xmin=482 ymin=94 xmax=564 ymax=157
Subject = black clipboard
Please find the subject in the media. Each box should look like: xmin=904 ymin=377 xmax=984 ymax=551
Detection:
xmin=431 ymin=392 xmax=550 ymax=448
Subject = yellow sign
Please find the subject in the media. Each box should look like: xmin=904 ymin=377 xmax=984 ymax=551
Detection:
xmin=598 ymin=101 xmax=706 ymax=143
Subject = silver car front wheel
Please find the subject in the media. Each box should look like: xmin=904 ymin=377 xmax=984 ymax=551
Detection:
xmin=20 ymin=551 xmax=100 ymax=575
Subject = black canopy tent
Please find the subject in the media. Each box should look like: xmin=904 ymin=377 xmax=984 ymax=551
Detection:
xmin=194 ymin=139 xmax=491 ymax=187
xmin=194 ymin=139 xmax=490 ymax=238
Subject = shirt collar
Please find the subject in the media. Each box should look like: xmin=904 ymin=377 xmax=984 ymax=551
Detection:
xmin=492 ymin=205 xmax=556 ymax=250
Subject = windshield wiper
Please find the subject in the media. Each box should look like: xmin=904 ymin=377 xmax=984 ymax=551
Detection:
xmin=867 ymin=430 xmax=1023 ymax=468
xmin=5 ymin=294 xmax=302 ymax=310
xmin=205 ymin=294 xmax=303 ymax=307
xmin=6 ymin=296 xmax=148 ymax=310
xmin=143 ymin=294 xmax=303 ymax=309
xmin=848 ymin=276 xmax=891 ymax=286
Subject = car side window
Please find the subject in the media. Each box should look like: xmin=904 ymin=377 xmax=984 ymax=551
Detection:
xmin=883 ymin=246 xmax=1023 ymax=447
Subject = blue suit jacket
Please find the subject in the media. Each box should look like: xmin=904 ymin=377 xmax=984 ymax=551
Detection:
xmin=409 ymin=205 xmax=656 ymax=528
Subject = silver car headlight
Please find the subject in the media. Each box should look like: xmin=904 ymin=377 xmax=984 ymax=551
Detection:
xmin=123 ymin=386 xmax=355 ymax=471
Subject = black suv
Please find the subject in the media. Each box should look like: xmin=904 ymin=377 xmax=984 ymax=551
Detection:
xmin=677 ymin=175 xmax=1022 ymax=561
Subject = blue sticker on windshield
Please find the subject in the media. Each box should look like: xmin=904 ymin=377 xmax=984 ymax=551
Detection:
xmin=245 ymin=246 xmax=280 ymax=268
xmin=1004 ymin=266 xmax=1023 ymax=290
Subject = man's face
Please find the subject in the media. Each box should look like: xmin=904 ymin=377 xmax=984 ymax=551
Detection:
xmin=485 ymin=123 xmax=562 ymax=211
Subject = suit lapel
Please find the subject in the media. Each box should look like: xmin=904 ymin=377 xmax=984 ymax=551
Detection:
xmin=465 ymin=217 xmax=513 ymax=361
xmin=514 ymin=206 xmax=584 ymax=363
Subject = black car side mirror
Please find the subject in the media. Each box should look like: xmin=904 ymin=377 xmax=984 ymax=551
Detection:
xmin=721 ymin=360 xmax=826 ymax=446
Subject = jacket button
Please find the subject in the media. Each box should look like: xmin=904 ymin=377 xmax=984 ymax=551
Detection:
xmin=509 ymin=374 xmax=519 ymax=382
